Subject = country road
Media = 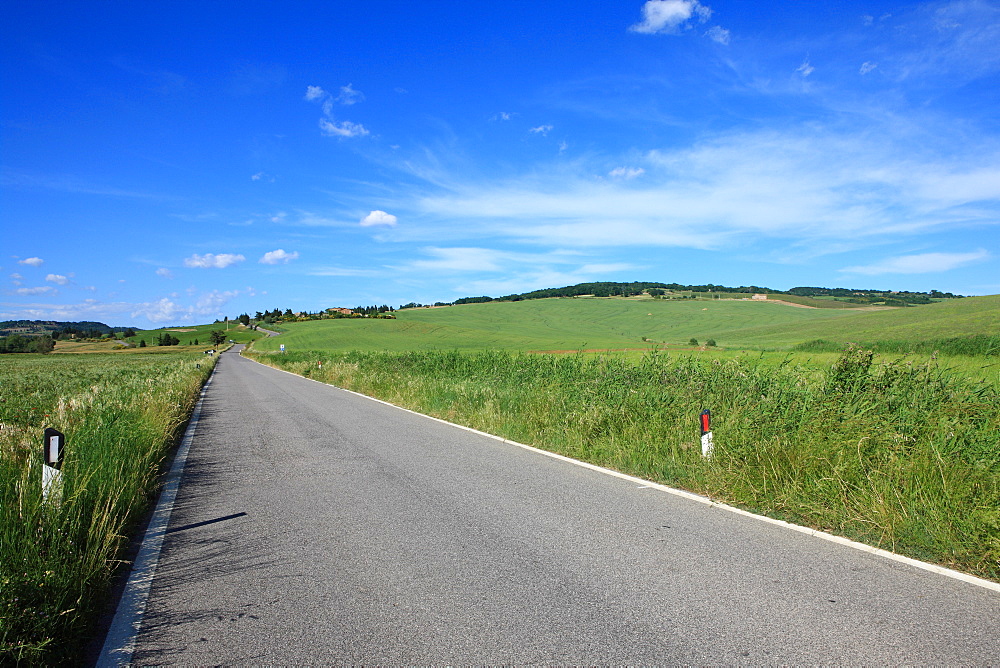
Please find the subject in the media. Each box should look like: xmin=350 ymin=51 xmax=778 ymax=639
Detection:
xmin=101 ymin=345 xmax=1000 ymax=664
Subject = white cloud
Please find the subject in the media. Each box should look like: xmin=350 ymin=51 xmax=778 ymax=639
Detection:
xmin=529 ymin=125 xmax=553 ymax=135
xmin=319 ymin=118 xmax=370 ymax=138
xmin=131 ymin=290 xmax=241 ymax=323
xmin=407 ymin=247 xmax=506 ymax=272
xmin=336 ymin=83 xmax=364 ymax=105
xmin=18 ymin=257 xmax=43 ymax=267
xmin=630 ymin=0 xmax=712 ymax=35
xmin=361 ymin=210 xmax=398 ymax=227
xmin=304 ymin=85 xmax=326 ymax=101
xmin=183 ymin=253 xmax=246 ymax=268
xmin=45 ymin=274 xmax=70 ymax=285
xmin=492 ymin=111 xmax=514 ymax=121
xmin=15 ymin=286 xmax=53 ymax=295
xmin=706 ymin=25 xmax=730 ymax=44
xmin=307 ymin=84 xmax=370 ymax=138
xmin=609 ymin=166 xmax=645 ymax=179
xmin=797 ymin=60 xmax=815 ymax=77
xmin=251 ymin=172 xmax=263 ymax=181
xmin=259 ymin=249 xmax=300 ymax=264
xmin=841 ymin=250 xmax=990 ymax=275
xmin=859 ymin=61 xmax=878 ymax=75
xmin=410 ymin=127 xmax=1000 ymax=255
xmin=156 ymin=267 xmax=173 ymax=278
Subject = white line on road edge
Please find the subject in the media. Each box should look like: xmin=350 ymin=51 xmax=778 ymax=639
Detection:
xmin=96 ymin=365 xmax=218 ymax=667
xmin=249 ymin=354 xmax=1000 ymax=596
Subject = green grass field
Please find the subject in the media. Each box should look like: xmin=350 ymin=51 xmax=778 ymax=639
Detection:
xmin=1 ymin=352 xmax=215 ymax=664
xmin=250 ymin=297 xmax=864 ymax=353
xmin=125 ymin=322 xmax=264 ymax=348
xmin=250 ymin=294 xmax=998 ymax=354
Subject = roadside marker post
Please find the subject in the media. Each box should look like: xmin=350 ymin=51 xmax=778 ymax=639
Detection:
xmin=280 ymin=344 xmax=285 ymax=353
xmin=699 ymin=409 xmax=714 ymax=458
xmin=42 ymin=427 xmax=65 ymax=506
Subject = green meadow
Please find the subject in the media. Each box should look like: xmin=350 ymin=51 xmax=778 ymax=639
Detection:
xmin=125 ymin=322 xmax=264 ymax=348
xmin=252 ymin=297 xmax=867 ymax=353
xmin=252 ymin=294 xmax=1000 ymax=355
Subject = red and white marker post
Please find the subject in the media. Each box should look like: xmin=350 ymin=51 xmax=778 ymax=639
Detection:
xmin=699 ymin=409 xmax=714 ymax=458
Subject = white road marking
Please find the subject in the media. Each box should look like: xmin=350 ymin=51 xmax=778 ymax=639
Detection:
xmin=97 ymin=365 xmax=218 ymax=667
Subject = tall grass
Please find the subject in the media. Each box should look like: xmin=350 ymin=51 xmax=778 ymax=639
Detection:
xmin=249 ymin=346 xmax=1000 ymax=582
xmin=0 ymin=353 xmax=214 ymax=664
xmin=794 ymin=334 xmax=1000 ymax=357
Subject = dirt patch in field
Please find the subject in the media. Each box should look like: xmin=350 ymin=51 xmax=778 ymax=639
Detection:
xmin=165 ymin=328 xmax=197 ymax=331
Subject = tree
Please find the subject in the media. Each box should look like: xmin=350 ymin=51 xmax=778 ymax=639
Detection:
xmin=238 ymin=313 xmax=250 ymax=326
xmin=210 ymin=330 xmax=227 ymax=346
xmin=706 ymin=339 xmax=717 ymax=347
xmin=689 ymin=338 xmax=699 ymax=346
xmin=33 ymin=335 xmax=54 ymax=354
xmin=139 ymin=339 xmax=147 ymax=347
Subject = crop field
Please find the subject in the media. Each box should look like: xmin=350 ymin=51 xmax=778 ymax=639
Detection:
xmin=0 ymin=351 xmax=215 ymax=664
xmin=251 ymin=297 xmax=869 ymax=354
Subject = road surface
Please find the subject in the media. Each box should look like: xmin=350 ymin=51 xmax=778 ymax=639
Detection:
xmin=107 ymin=346 xmax=1000 ymax=664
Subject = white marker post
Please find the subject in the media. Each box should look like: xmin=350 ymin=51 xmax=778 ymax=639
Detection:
xmin=699 ymin=409 xmax=714 ymax=458
xmin=42 ymin=427 xmax=65 ymax=506
xmin=280 ymin=344 xmax=285 ymax=354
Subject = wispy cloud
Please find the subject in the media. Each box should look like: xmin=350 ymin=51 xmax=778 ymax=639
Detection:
xmin=183 ymin=253 xmax=246 ymax=269
xmin=841 ymin=250 xmax=990 ymax=275
xmin=45 ymin=274 xmax=70 ymax=285
xmin=705 ymin=25 xmax=730 ymax=44
xmin=14 ymin=286 xmax=54 ymax=295
xmin=609 ymin=166 xmax=645 ymax=179
xmin=336 ymin=83 xmax=364 ymax=105
xmin=529 ymin=125 xmax=554 ymax=136
xmin=156 ymin=267 xmax=174 ymax=279
xmin=406 ymin=125 xmax=1000 ymax=256
xmin=306 ymin=84 xmax=369 ymax=138
xmin=18 ymin=257 xmax=44 ymax=267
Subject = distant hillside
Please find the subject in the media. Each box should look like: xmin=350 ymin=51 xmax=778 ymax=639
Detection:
xmin=0 ymin=320 xmax=131 ymax=337
xmin=733 ymin=294 xmax=1000 ymax=352
xmin=447 ymin=281 xmax=961 ymax=308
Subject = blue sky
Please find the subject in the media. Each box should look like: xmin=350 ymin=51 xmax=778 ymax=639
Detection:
xmin=3 ymin=0 xmax=999 ymax=327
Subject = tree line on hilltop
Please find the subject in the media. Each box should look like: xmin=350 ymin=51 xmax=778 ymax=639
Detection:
xmin=450 ymin=281 xmax=963 ymax=307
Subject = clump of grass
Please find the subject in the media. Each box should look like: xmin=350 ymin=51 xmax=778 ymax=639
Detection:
xmin=250 ymin=347 xmax=1000 ymax=582
xmin=0 ymin=353 xmax=214 ymax=664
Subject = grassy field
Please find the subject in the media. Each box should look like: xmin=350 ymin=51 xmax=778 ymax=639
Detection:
xmin=251 ymin=297 xmax=870 ymax=354
xmin=736 ymin=294 xmax=1000 ymax=349
xmin=124 ymin=322 xmax=264 ymax=348
xmin=0 ymin=351 xmax=215 ymax=664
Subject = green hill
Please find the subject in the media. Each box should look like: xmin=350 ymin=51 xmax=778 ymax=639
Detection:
xmin=251 ymin=297 xmax=857 ymax=353
xmin=739 ymin=294 xmax=1000 ymax=348
xmin=251 ymin=294 xmax=1000 ymax=355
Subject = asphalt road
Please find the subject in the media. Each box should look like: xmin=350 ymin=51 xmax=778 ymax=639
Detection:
xmin=114 ymin=346 xmax=1000 ymax=664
